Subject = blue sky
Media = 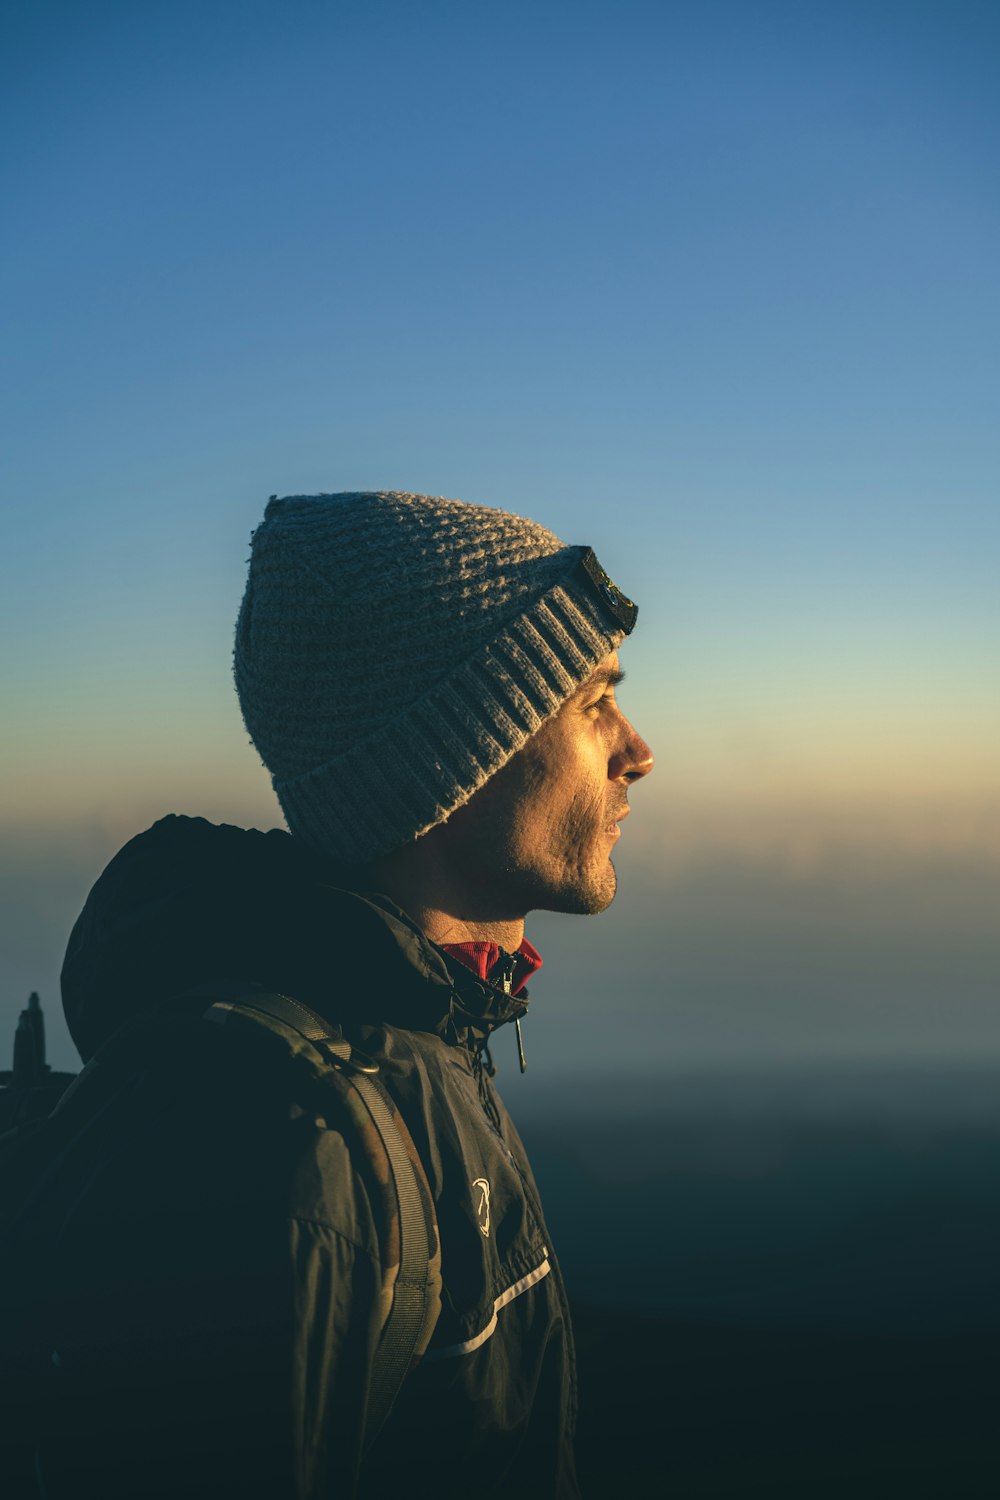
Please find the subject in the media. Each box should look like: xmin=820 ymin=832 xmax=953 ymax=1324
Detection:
xmin=2 ymin=0 xmax=998 ymax=1076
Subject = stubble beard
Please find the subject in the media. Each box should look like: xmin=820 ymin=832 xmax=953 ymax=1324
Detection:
xmin=551 ymin=865 xmax=618 ymax=916
xmin=521 ymin=799 xmax=625 ymax=916
xmin=517 ymin=840 xmax=619 ymax=917
xmin=446 ymin=775 xmax=624 ymax=919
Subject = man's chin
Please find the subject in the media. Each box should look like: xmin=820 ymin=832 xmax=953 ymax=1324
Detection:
xmin=533 ymin=862 xmax=618 ymax=917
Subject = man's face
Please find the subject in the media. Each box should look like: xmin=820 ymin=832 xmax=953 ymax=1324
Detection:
xmin=440 ymin=650 xmax=654 ymax=917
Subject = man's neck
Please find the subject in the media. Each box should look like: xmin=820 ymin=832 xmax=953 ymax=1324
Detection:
xmin=396 ymin=901 xmax=525 ymax=953
xmin=365 ymin=838 xmax=526 ymax=953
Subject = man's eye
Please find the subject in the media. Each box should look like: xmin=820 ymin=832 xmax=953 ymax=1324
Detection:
xmin=587 ymin=693 xmax=614 ymax=713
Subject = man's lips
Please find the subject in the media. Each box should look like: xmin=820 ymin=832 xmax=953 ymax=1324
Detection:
xmin=606 ymin=807 xmax=630 ymax=836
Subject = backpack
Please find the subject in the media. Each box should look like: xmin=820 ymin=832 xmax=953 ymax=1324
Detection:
xmin=0 ymin=988 xmax=440 ymax=1496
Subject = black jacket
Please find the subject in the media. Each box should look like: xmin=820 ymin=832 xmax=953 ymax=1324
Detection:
xmin=40 ymin=815 xmax=580 ymax=1499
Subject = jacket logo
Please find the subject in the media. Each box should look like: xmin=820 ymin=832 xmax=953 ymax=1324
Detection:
xmin=472 ymin=1177 xmax=491 ymax=1237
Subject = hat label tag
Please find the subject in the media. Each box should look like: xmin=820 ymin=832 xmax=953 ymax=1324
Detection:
xmin=577 ymin=547 xmax=638 ymax=634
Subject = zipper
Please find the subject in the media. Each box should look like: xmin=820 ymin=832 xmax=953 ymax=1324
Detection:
xmin=470 ymin=1020 xmax=576 ymax=1419
xmin=463 ymin=969 xmax=578 ymax=1431
xmin=471 ymin=1040 xmax=503 ymax=1131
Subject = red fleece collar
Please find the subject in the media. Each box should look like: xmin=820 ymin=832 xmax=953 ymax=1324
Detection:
xmin=441 ymin=938 xmax=543 ymax=998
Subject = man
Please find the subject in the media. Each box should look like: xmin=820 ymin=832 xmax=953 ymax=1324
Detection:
xmin=44 ymin=492 xmax=653 ymax=1498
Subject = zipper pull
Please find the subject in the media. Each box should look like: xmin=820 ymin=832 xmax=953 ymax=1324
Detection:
xmin=514 ymin=1017 xmax=527 ymax=1074
xmin=497 ymin=949 xmax=527 ymax=1074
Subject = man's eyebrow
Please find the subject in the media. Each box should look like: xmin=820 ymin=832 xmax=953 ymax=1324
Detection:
xmin=579 ymin=666 xmax=626 ymax=693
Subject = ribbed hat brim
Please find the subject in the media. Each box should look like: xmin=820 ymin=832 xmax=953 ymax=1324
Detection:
xmin=274 ymin=556 xmax=624 ymax=864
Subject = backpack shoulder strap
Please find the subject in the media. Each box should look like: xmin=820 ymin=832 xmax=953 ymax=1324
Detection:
xmin=200 ymin=989 xmax=439 ymax=1449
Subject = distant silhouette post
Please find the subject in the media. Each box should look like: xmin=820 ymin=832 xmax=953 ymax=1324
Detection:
xmin=0 ymin=993 xmax=77 ymax=1128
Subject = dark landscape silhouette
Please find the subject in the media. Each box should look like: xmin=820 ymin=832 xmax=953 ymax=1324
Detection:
xmin=4 ymin=1006 xmax=998 ymax=1496
xmin=518 ymin=1069 xmax=1000 ymax=1496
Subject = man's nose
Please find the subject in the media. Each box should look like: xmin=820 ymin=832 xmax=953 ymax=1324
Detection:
xmin=610 ymin=718 xmax=654 ymax=783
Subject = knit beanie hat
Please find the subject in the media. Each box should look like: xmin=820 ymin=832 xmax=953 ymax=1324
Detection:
xmin=234 ymin=491 xmax=637 ymax=866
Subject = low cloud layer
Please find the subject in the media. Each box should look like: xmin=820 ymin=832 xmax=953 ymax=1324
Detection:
xmin=2 ymin=803 xmax=996 ymax=1081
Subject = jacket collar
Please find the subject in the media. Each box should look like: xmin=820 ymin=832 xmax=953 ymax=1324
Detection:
xmin=326 ymin=887 xmax=530 ymax=1049
xmin=440 ymin=939 xmax=543 ymax=998
xmin=61 ymin=815 xmax=528 ymax=1062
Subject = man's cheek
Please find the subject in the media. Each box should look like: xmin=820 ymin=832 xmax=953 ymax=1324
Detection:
xmin=552 ymin=797 xmax=598 ymax=851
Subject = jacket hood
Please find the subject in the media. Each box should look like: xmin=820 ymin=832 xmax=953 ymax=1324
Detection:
xmin=61 ymin=815 xmax=528 ymax=1065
